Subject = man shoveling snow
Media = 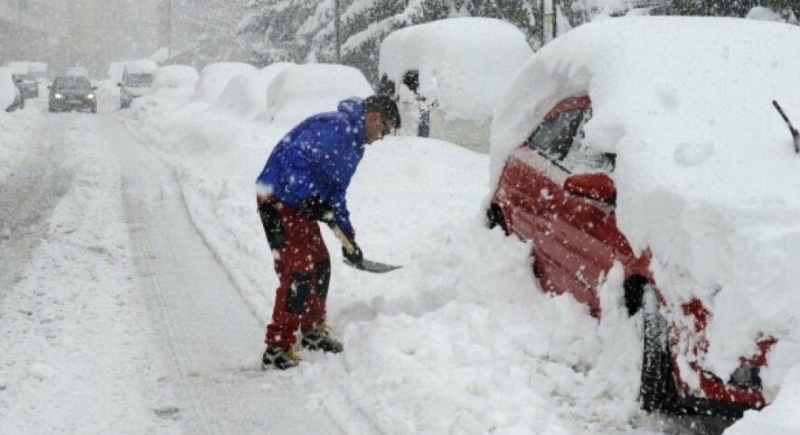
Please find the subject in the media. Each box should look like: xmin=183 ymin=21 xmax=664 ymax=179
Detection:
xmin=255 ymin=95 xmax=401 ymax=370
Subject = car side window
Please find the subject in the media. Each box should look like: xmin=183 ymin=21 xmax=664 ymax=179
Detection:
xmin=528 ymin=108 xmax=615 ymax=173
xmin=528 ymin=109 xmax=585 ymax=161
xmin=560 ymin=109 xmax=616 ymax=173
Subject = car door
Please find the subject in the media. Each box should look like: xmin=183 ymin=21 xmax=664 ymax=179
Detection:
xmin=505 ymin=97 xmax=631 ymax=315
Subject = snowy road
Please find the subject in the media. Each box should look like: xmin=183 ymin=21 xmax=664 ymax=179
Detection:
xmin=0 ymin=111 xmax=372 ymax=434
xmin=0 ymin=105 xmax=739 ymax=434
xmin=108 ymin=115 xmax=349 ymax=434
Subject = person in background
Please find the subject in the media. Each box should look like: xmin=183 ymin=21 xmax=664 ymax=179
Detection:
xmin=255 ymin=95 xmax=401 ymax=370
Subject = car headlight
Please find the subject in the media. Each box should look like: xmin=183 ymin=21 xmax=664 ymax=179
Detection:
xmin=86 ymin=93 xmax=95 ymax=100
xmin=54 ymin=93 xmax=63 ymax=99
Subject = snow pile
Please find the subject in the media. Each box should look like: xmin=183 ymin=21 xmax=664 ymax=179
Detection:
xmin=194 ymin=62 xmax=257 ymax=103
xmin=379 ymin=17 xmax=533 ymax=122
xmin=492 ymin=16 xmax=800 ymax=394
xmin=153 ymin=65 xmax=199 ymax=91
xmin=215 ymin=62 xmax=294 ymax=119
xmin=259 ymin=63 xmax=373 ymax=128
xmin=124 ymin=59 xmax=159 ymax=74
xmin=0 ymin=67 xmax=16 ymax=110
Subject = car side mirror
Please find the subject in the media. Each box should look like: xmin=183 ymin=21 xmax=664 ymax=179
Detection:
xmin=564 ymin=173 xmax=616 ymax=206
xmin=117 ymin=82 xmax=123 ymax=87
xmin=93 ymin=86 xmax=98 ymax=90
xmin=47 ymin=86 xmax=51 ymax=89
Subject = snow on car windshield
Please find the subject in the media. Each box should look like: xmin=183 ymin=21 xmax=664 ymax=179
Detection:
xmin=124 ymin=73 xmax=153 ymax=87
xmin=492 ymin=16 xmax=800 ymax=392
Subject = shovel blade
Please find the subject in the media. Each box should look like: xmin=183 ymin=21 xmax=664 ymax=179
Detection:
xmin=344 ymin=258 xmax=402 ymax=274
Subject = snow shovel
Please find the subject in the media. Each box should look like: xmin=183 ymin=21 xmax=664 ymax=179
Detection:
xmin=329 ymin=225 xmax=402 ymax=273
xmin=772 ymin=100 xmax=800 ymax=154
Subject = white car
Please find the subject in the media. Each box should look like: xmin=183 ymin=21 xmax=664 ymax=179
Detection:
xmin=118 ymin=60 xmax=158 ymax=109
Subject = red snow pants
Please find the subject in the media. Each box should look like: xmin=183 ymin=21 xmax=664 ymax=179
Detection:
xmin=258 ymin=197 xmax=331 ymax=349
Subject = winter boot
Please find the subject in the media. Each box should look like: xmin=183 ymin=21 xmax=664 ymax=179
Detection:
xmin=301 ymin=325 xmax=343 ymax=353
xmin=261 ymin=345 xmax=301 ymax=370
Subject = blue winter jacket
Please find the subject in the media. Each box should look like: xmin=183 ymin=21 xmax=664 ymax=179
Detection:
xmin=256 ymin=97 xmax=367 ymax=235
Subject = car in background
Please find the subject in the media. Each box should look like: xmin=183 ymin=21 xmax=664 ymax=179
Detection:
xmin=486 ymin=17 xmax=800 ymax=417
xmin=118 ymin=60 xmax=158 ymax=109
xmin=48 ymin=76 xmax=97 ymax=113
xmin=13 ymin=73 xmax=39 ymax=98
xmin=1 ymin=68 xmax=24 ymax=112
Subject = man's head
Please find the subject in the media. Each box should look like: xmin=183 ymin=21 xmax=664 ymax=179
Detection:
xmin=364 ymin=94 xmax=401 ymax=144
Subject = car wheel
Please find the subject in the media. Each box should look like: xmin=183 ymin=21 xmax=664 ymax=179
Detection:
xmin=640 ymin=284 xmax=679 ymax=413
xmin=486 ymin=204 xmax=508 ymax=235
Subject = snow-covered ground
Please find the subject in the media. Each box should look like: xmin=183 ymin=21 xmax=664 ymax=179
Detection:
xmin=0 ymin=64 xmax=795 ymax=434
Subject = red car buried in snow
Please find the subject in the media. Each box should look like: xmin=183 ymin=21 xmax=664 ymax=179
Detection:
xmin=486 ymin=17 xmax=800 ymax=417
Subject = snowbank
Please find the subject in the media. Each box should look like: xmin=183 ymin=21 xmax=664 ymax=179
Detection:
xmin=194 ymin=62 xmax=257 ymax=103
xmin=379 ymin=17 xmax=532 ymax=122
xmin=215 ymin=62 xmax=294 ymax=119
xmin=491 ymin=16 xmax=800 ymax=393
xmin=259 ymin=63 xmax=373 ymax=128
xmin=124 ymin=59 xmax=159 ymax=75
xmin=153 ymin=65 xmax=199 ymax=91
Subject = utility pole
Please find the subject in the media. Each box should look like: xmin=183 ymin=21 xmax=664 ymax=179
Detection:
xmin=334 ymin=0 xmax=341 ymax=63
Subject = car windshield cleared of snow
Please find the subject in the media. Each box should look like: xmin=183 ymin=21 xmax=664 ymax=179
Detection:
xmin=54 ymin=77 xmax=91 ymax=89
xmin=125 ymin=73 xmax=153 ymax=87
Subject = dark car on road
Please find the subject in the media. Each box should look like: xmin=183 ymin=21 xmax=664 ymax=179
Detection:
xmin=48 ymin=76 xmax=97 ymax=113
xmin=13 ymin=73 xmax=39 ymax=99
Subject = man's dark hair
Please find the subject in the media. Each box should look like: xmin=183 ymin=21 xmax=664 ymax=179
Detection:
xmin=365 ymin=94 xmax=401 ymax=129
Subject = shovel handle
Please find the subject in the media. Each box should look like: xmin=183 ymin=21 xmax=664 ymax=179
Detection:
xmin=330 ymin=225 xmax=356 ymax=254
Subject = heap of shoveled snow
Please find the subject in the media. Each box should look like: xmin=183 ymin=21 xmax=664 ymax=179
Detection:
xmin=492 ymin=16 xmax=800 ymax=398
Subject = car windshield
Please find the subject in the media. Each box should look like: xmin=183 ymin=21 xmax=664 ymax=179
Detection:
xmin=124 ymin=74 xmax=153 ymax=87
xmin=54 ymin=77 xmax=91 ymax=89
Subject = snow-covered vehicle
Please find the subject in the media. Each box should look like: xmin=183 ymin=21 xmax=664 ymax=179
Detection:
xmin=487 ymin=16 xmax=800 ymax=416
xmin=118 ymin=59 xmax=158 ymax=109
xmin=259 ymin=63 xmax=373 ymax=128
xmin=379 ymin=17 xmax=532 ymax=152
xmin=13 ymin=73 xmax=39 ymax=99
xmin=1 ymin=68 xmax=25 ymax=112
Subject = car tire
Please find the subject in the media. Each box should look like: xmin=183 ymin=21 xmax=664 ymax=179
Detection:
xmin=486 ymin=204 xmax=508 ymax=235
xmin=640 ymin=284 xmax=679 ymax=413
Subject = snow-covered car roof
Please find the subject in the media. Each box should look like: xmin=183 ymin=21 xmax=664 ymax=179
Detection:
xmin=379 ymin=17 xmax=533 ymax=122
xmin=124 ymin=59 xmax=159 ymax=75
xmin=194 ymin=62 xmax=258 ymax=103
xmin=0 ymin=68 xmax=17 ymax=110
xmin=261 ymin=63 xmax=373 ymax=128
xmin=7 ymin=62 xmax=28 ymax=74
xmin=491 ymin=16 xmax=800 ymax=386
xmin=215 ymin=62 xmax=294 ymax=119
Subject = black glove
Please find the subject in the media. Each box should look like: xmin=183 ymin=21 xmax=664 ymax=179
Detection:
xmin=303 ymin=195 xmax=334 ymax=224
xmin=342 ymin=235 xmax=363 ymax=265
